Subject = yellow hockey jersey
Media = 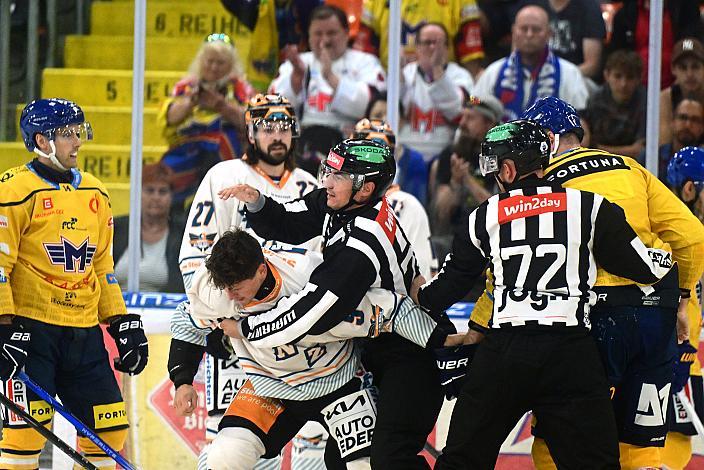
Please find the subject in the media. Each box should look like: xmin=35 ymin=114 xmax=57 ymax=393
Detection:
xmin=0 ymin=163 xmax=127 ymax=327
xmin=470 ymin=147 xmax=704 ymax=329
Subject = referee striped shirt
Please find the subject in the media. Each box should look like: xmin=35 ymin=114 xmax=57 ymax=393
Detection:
xmin=419 ymin=182 xmax=673 ymax=330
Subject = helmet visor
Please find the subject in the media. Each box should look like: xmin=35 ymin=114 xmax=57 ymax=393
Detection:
xmin=317 ymin=163 xmax=365 ymax=190
xmin=479 ymin=141 xmax=511 ymax=176
xmin=50 ymin=122 xmax=93 ymax=142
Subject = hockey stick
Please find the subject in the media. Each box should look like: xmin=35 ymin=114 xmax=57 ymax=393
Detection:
xmin=676 ymin=390 xmax=704 ymax=440
xmin=0 ymin=390 xmax=98 ymax=470
xmin=16 ymin=371 xmax=137 ymax=470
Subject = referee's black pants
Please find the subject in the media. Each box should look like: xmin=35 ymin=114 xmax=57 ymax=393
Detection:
xmin=435 ymin=328 xmax=620 ymax=470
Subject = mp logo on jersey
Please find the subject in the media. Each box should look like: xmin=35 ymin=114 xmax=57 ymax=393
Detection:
xmin=43 ymin=236 xmax=97 ymax=273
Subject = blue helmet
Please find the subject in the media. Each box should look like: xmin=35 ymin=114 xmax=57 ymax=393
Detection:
xmin=20 ymin=98 xmax=91 ymax=152
xmin=521 ymin=96 xmax=584 ymax=141
xmin=667 ymin=146 xmax=704 ymax=192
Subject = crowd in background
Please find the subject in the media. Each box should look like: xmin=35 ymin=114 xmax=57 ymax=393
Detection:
xmin=117 ymin=0 xmax=704 ymax=294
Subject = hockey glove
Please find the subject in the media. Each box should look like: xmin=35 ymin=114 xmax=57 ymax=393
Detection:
xmin=107 ymin=314 xmax=149 ymax=375
xmin=0 ymin=324 xmax=30 ymax=381
xmin=205 ymin=328 xmax=234 ymax=360
xmin=673 ymin=340 xmax=697 ymax=393
xmin=434 ymin=343 xmax=477 ymax=400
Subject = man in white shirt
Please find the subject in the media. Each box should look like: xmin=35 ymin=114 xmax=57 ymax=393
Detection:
xmin=399 ymin=22 xmax=475 ymax=163
xmin=270 ymin=5 xmax=387 ymax=136
xmin=473 ymin=4 xmax=588 ymax=121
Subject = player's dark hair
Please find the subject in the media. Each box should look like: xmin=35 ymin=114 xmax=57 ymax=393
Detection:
xmin=205 ymin=230 xmax=265 ymax=290
xmin=309 ymin=4 xmax=349 ymax=31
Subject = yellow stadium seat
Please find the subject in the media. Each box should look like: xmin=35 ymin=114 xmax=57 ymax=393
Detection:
xmin=15 ymin=105 xmax=164 ymax=147
xmin=0 ymin=142 xmax=167 ymax=184
xmin=42 ymin=69 xmax=183 ymax=108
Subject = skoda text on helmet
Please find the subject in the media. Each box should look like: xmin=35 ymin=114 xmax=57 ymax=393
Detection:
xmin=521 ymin=96 xmax=584 ymax=156
xmin=351 ymin=118 xmax=396 ymax=153
xmin=20 ymin=98 xmax=93 ymax=171
xmin=479 ymin=120 xmax=551 ymax=180
xmin=318 ymin=138 xmax=396 ymax=204
xmin=667 ymin=146 xmax=704 ymax=194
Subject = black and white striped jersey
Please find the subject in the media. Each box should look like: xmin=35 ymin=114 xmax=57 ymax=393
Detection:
xmin=240 ymin=188 xmax=438 ymax=347
xmin=419 ymin=182 xmax=673 ymax=329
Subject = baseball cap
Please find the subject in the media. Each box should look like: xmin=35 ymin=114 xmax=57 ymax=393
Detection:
xmin=672 ymin=38 xmax=704 ymax=65
xmin=465 ymin=94 xmax=504 ymax=123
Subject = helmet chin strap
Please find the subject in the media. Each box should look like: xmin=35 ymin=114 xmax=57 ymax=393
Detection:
xmin=34 ymin=140 xmax=68 ymax=171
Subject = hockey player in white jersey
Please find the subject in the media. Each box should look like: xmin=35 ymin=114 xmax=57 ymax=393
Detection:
xmin=175 ymin=229 xmax=454 ymax=470
xmin=350 ymin=118 xmax=437 ymax=279
xmin=173 ymin=93 xmax=318 ymax=469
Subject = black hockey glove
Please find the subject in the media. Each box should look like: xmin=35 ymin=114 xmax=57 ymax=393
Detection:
xmin=434 ymin=343 xmax=477 ymax=400
xmin=107 ymin=314 xmax=149 ymax=375
xmin=673 ymin=340 xmax=697 ymax=393
xmin=0 ymin=324 xmax=30 ymax=381
xmin=205 ymin=328 xmax=234 ymax=360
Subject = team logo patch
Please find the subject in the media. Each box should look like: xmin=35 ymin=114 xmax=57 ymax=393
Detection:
xmin=189 ymin=232 xmax=216 ymax=252
xmin=326 ymin=152 xmax=345 ymax=170
xmin=0 ymin=215 xmax=8 ymax=228
xmin=42 ymin=197 xmax=53 ymax=210
xmin=89 ymin=195 xmax=99 ymax=213
xmin=106 ymin=273 xmax=118 ymax=284
xmin=0 ymin=267 xmax=6 ymax=283
xmin=498 ymin=193 xmax=566 ymax=225
xmin=43 ymin=236 xmax=97 ymax=273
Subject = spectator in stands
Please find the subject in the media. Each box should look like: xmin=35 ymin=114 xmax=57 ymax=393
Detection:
xmin=270 ymin=5 xmax=386 ymax=137
xmin=653 ymin=97 xmax=704 ymax=181
xmin=586 ymin=49 xmax=646 ymax=159
xmin=398 ymin=22 xmax=474 ymax=168
xmin=546 ymin=0 xmax=606 ymax=81
xmin=354 ymin=0 xmax=484 ymax=78
xmin=113 ymin=163 xmax=185 ymax=293
xmin=473 ymin=4 xmax=588 ymax=121
xmin=430 ymin=94 xmax=501 ymax=261
xmin=660 ymin=38 xmax=704 ymax=145
xmin=363 ymin=94 xmax=429 ymax=203
xmin=158 ymin=33 xmax=254 ymax=210
xmin=609 ymin=0 xmax=704 ymax=89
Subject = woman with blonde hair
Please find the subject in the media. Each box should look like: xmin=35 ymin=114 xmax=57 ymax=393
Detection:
xmin=158 ymin=33 xmax=255 ymax=210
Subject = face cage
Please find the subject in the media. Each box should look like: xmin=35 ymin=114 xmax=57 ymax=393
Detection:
xmin=44 ymin=122 xmax=94 ymax=142
xmin=317 ymin=164 xmax=366 ymax=190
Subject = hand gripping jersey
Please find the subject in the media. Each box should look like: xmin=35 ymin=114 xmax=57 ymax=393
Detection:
xmin=179 ymin=158 xmax=319 ymax=290
xmin=419 ymin=185 xmax=673 ymax=329
xmin=356 ymin=0 xmax=484 ymax=67
xmin=0 ymin=163 xmax=126 ymax=326
xmin=185 ymin=248 xmax=438 ymax=400
xmin=269 ymin=49 xmax=387 ymax=132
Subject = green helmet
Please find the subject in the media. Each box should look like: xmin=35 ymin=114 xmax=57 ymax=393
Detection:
xmin=479 ymin=120 xmax=550 ymax=177
xmin=318 ymin=138 xmax=396 ymax=201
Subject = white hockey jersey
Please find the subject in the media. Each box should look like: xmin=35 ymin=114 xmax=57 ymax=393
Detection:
xmin=179 ymin=158 xmax=319 ymax=290
xmin=386 ymin=185 xmax=437 ymax=280
xmin=185 ymin=248 xmax=438 ymax=400
xmin=398 ymin=61 xmax=474 ymax=162
xmin=270 ymin=49 xmax=387 ymax=133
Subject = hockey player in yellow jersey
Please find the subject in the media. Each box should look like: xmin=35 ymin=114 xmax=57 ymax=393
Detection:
xmin=662 ymin=147 xmax=704 ymax=469
xmin=513 ymin=97 xmax=704 ymax=469
xmin=0 ymin=99 xmax=148 ymax=469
